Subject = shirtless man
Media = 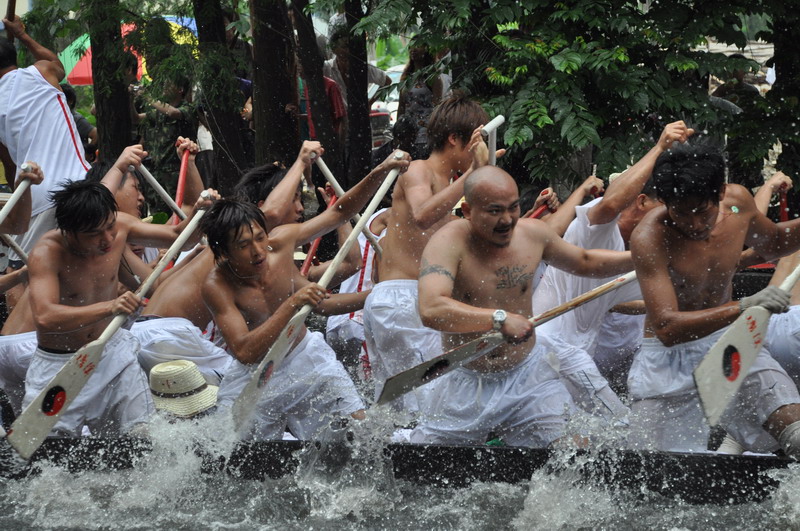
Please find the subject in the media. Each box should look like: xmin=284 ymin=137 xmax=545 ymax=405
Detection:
xmin=532 ymin=121 xmax=693 ymax=422
xmin=201 ymin=177 xmax=408 ymax=439
xmin=364 ymin=94 xmax=491 ymax=412
xmin=629 ymin=143 xmax=800 ymax=456
xmin=22 ymin=180 xmax=215 ymax=436
xmin=408 ymin=166 xmax=633 ymax=446
xmin=133 ymin=142 xmax=366 ymax=383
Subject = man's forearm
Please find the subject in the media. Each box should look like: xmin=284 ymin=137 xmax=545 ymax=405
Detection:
xmin=17 ymin=32 xmax=59 ymax=63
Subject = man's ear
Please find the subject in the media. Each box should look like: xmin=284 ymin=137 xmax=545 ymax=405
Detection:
xmin=718 ymin=183 xmax=726 ymax=203
xmin=257 ymin=199 xmax=265 ymax=209
xmin=447 ymin=133 xmax=459 ymax=148
xmin=461 ymin=201 xmax=472 ymax=219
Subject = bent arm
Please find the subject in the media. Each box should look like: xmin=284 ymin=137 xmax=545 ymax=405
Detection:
xmin=632 ymin=225 xmax=739 ymax=346
xmin=307 ymin=222 xmax=362 ymax=287
xmin=314 ymin=290 xmax=369 ymax=316
xmin=28 ymin=248 xmax=115 ymax=333
xmin=540 ymin=224 xmax=632 ymax=278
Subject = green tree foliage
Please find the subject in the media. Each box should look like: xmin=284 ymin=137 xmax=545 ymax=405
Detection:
xmin=355 ymin=0 xmax=799 ymax=188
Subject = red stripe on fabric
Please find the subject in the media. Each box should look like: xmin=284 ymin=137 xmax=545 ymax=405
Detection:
xmin=349 ymin=241 xmax=371 ymax=319
xmin=56 ymin=93 xmax=90 ymax=172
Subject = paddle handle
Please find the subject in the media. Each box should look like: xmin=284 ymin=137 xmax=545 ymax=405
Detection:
xmin=138 ymin=164 xmax=187 ymax=220
xmin=313 ymin=155 xmax=384 ymax=257
xmin=300 ymin=193 xmax=337 ymax=276
xmin=480 ymin=115 xmax=505 ymax=138
xmin=0 ymin=175 xmax=31 ymax=229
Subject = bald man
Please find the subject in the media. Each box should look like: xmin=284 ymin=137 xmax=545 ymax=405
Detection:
xmin=409 ymin=166 xmax=633 ymax=447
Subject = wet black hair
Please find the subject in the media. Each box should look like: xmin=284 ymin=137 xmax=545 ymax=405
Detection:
xmin=84 ymin=160 xmax=145 ymax=195
xmin=426 ymin=93 xmax=489 ymax=152
xmin=652 ymin=143 xmax=726 ymax=206
xmin=0 ymin=38 xmax=16 ymax=70
xmin=233 ymin=163 xmax=288 ymax=205
xmin=201 ymin=199 xmax=268 ymax=262
xmin=50 ymin=180 xmax=118 ymax=234
xmin=60 ymin=83 xmax=77 ymax=108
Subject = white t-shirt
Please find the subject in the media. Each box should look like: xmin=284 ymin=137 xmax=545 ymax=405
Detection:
xmin=0 ymin=66 xmax=89 ymax=216
xmin=532 ymin=197 xmax=641 ymax=355
xmin=323 ymin=57 xmax=387 ymax=107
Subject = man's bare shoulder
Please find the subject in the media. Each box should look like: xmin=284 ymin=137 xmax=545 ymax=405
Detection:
xmin=721 ymin=183 xmax=757 ymax=212
xmin=202 ymin=264 xmax=235 ymax=302
xmin=267 ymin=223 xmax=300 ymax=249
xmin=397 ymin=159 xmax=435 ymax=188
xmin=28 ymin=230 xmax=65 ymax=264
xmin=630 ymin=206 xmax=669 ymax=250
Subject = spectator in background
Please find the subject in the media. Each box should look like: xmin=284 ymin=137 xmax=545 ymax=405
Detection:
xmin=61 ymin=84 xmax=98 ymax=161
xmin=397 ymin=46 xmax=443 ymax=160
xmin=323 ymin=24 xmax=391 ymax=109
xmin=132 ymin=75 xmax=197 ymax=214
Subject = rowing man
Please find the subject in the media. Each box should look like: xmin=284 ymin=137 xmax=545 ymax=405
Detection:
xmin=23 ymin=180 xmax=215 ymax=436
xmin=410 ymin=166 xmax=632 ymax=446
xmin=629 ymin=143 xmax=800 ymax=455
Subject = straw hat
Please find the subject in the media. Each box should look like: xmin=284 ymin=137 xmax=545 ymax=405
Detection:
xmin=149 ymin=360 xmax=218 ymax=418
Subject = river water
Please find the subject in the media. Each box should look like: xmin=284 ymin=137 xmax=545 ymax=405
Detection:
xmin=1 ymin=412 xmax=800 ymax=530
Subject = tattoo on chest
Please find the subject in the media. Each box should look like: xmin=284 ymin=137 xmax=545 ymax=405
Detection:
xmin=495 ymin=265 xmax=533 ymax=289
xmin=419 ymin=258 xmax=456 ymax=281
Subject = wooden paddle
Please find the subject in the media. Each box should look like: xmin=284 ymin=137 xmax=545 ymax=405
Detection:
xmin=231 ymin=152 xmax=405 ymax=434
xmin=377 ymin=271 xmax=637 ymax=405
xmin=480 ymin=115 xmax=505 ymax=166
xmin=780 ymin=188 xmax=789 ymax=222
xmin=4 ymin=1 xmax=16 ymax=44
xmin=171 ymin=147 xmax=191 ymax=224
xmin=4 ymin=192 xmax=211 ymax=460
xmin=694 ymin=261 xmax=800 ymax=427
xmin=300 ymin=193 xmax=337 ymax=276
xmin=138 ymin=164 xmax=187 ymax=221
xmin=313 ymin=154 xmax=384 ymax=257
xmin=0 ymin=163 xmax=32 ymax=229
xmin=0 ymin=233 xmax=27 ymax=264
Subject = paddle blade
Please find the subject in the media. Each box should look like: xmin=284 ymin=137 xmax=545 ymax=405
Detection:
xmin=6 ymin=340 xmax=106 ymax=459
xmin=694 ymin=306 xmax=771 ymax=427
xmin=377 ymin=334 xmax=504 ymax=405
xmin=231 ymin=310 xmax=309 ymax=433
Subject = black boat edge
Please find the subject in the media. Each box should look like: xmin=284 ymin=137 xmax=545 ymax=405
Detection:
xmin=3 ymin=437 xmax=794 ymax=505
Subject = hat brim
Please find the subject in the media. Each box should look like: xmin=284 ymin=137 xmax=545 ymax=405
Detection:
xmin=153 ymin=385 xmax=218 ymax=418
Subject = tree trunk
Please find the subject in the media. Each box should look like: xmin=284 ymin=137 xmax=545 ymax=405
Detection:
xmin=87 ymin=0 xmax=133 ymax=162
xmin=250 ymin=0 xmax=298 ymax=166
xmin=342 ymin=0 xmax=372 ymax=189
xmin=770 ymin=14 xmax=800 ymax=177
xmin=291 ymin=0 xmax=344 ymax=179
xmin=193 ymin=0 xmax=249 ymax=196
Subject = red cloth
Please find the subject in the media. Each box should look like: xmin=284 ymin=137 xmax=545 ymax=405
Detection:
xmin=304 ymin=76 xmax=346 ymax=140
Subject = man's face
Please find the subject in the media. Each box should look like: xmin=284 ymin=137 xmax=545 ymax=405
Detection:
xmin=465 ymin=185 xmax=521 ymax=247
xmin=666 ymin=197 xmax=720 ymax=241
xmin=117 ymin=173 xmax=145 ymax=218
xmin=224 ymin=223 xmax=269 ymax=275
xmin=70 ymin=213 xmax=118 ymax=256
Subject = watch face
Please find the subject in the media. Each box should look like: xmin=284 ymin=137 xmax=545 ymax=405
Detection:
xmin=493 ymin=310 xmax=506 ymax=329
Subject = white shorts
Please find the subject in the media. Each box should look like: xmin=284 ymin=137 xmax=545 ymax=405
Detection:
xmin=216 ymin=331 xmax=364 ymax=440
xmin=628 ymin=327 xmax=800 ymax=452
xmin=765 ymin=305 xmax=800 ymax=387
xmin=0 ymin=332 xmax=37 ymax=414
xmin=22 ymin=329 xmax=154 ymax=436
xmin=131 ymin=317 xmax=233 ymax=385
xmin=363 ymin=279 xmax=442 ymax=410
xmin=9 ymin=207 xmax=57 ymax=262
xmin=409 ymin=343 xmax=575 ymax=447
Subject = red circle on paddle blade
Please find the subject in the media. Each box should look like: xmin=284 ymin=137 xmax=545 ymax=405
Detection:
xmin=723 ymin=345 xmax=741 ymax=382
xmin=258 ymin=361 xmax=274 ymax=388
xmin=42 ymin=386 xmax=67 ymax=416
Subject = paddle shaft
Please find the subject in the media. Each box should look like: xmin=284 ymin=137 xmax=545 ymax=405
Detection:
xmin=300 ymin=193 xmax=337 ymax=276
xmin=0 ymin=233 xmax=27 ymax=264
xmin=6 ymin=194 xmax=209 ymax=459
xmin=4 ymin=0 xmax=15 ymax=44
xmin=0 ymin=177 xmax=31 ymax=229
xmin=232 ymin=153 xmax=405 ymax=432
xmin=138 ymin=164 xmax=187 ymax=220
xmin=377 ymin=271 xmax=637 ymax=405
xmin=313 ymin=155 xmax=383 ymax=257
xmin=171 ymin=149 xmax=191 ymax=224
xmin=780 ymin=189 xmax=788 ymax=223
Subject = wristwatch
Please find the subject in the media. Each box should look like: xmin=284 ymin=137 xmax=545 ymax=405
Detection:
xmin=492 ymin=309 xmax=507 ymax=331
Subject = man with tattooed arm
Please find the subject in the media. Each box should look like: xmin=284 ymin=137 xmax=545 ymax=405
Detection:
xmin=409 ymin=166 xmax=632 ymax=447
